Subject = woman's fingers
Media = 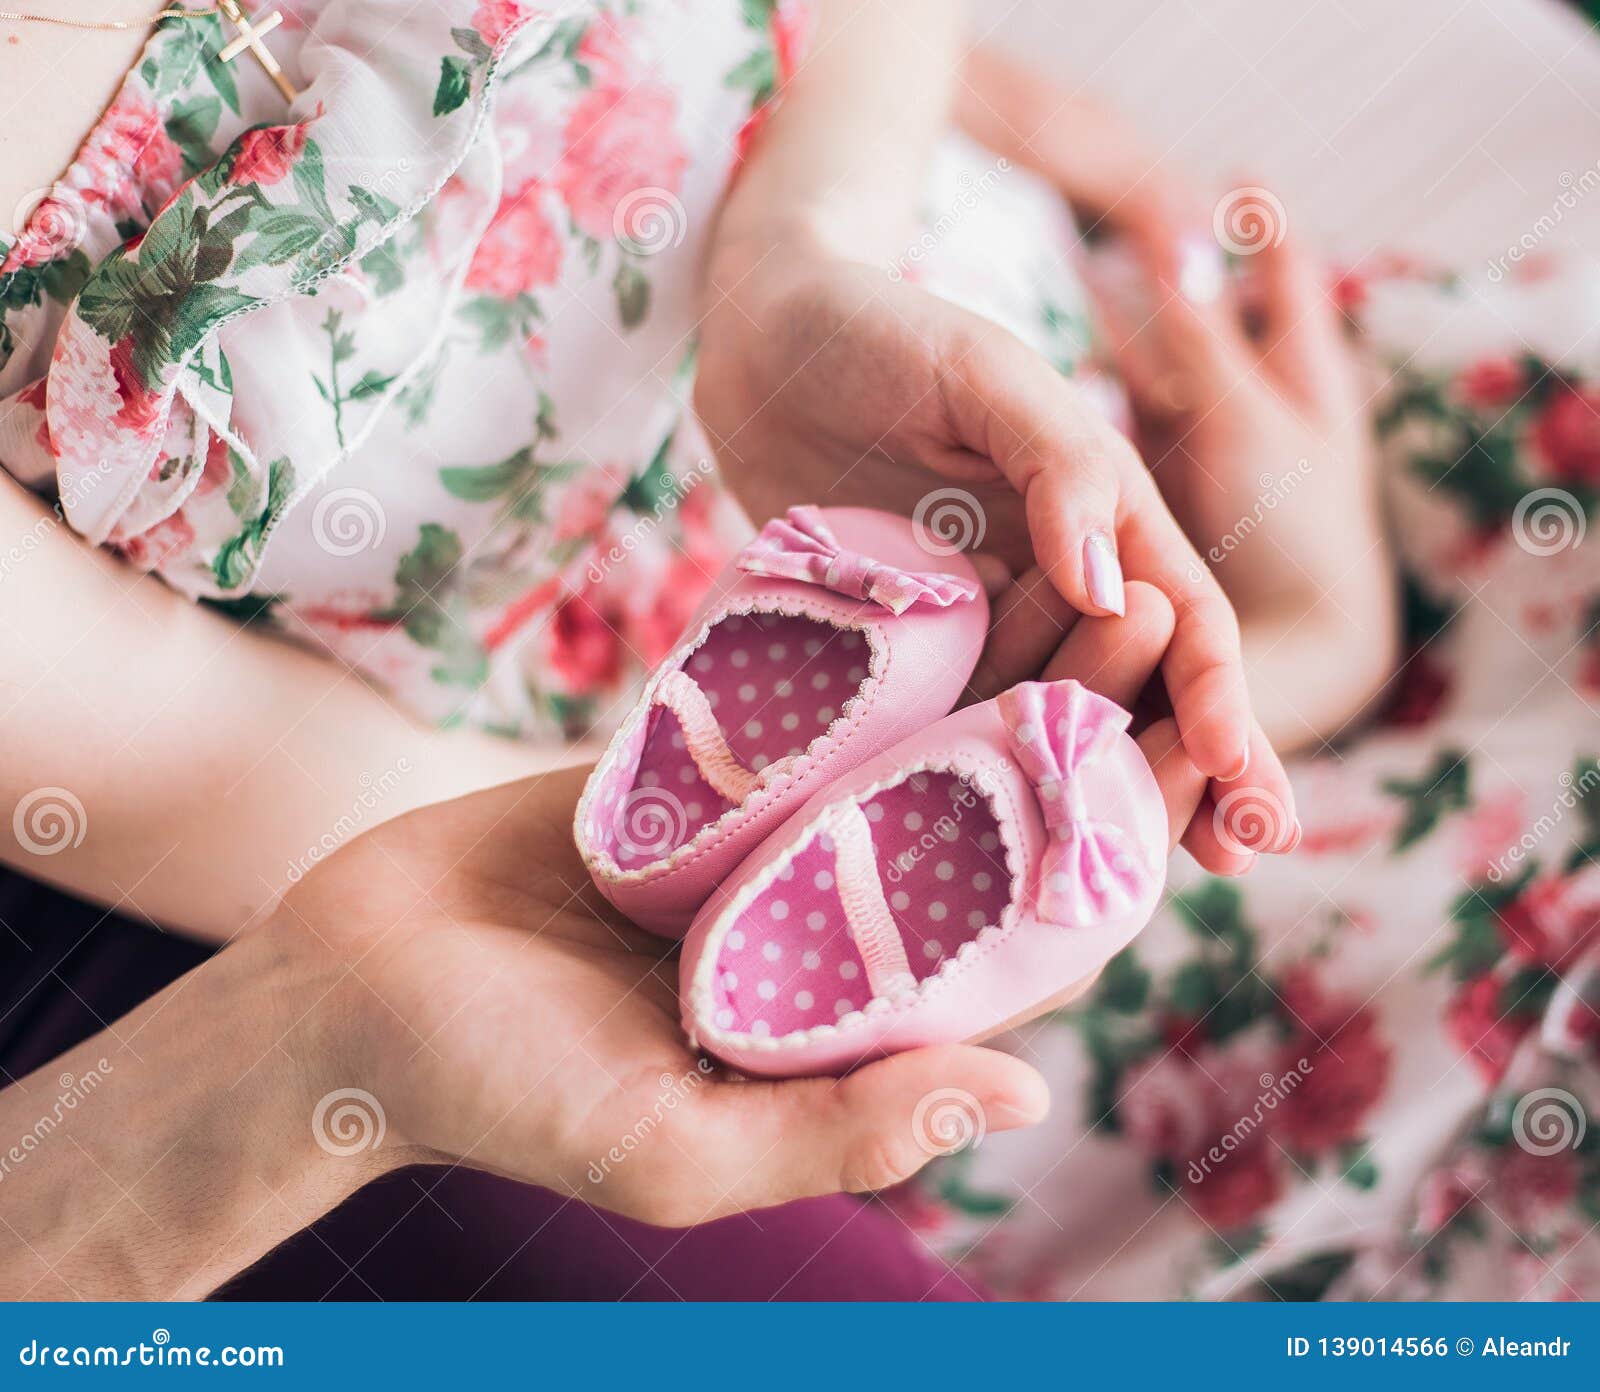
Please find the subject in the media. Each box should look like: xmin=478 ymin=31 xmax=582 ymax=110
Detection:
xmin=942 ymin=329 xmax=1258 ymax=781
xmin=1135 ymin=716 xmax=1209 ymax=854
xmin=967 ymin=564 xmax=1080 ymax=702
xmin=657 ymin=1045 xmax=1048 ymax=1223
xmin=1249 ymin=227 xmax=1360 ymax=412
xmin=1040 ymin=579 xmax=1174 ymax=705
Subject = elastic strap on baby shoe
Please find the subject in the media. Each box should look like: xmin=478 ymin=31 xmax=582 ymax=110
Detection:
xmin=653 ymin=669 xmax=760 ymax=803
xmin=823 ymin=800 xmax=916 ymax=999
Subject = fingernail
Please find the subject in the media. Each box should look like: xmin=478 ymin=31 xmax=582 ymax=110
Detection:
xmin=1222 ymin=852 xmax=1257 ymax=877
xmin=1177 ymin=234 xmax=1225 ymax=305
xmin=1083 ymin=530 xmax=1125 ymax=616
xmin=987 ymin=1093 xmax=1050 ymax=1129
xmin=1281 ymin=817 xmax=1303 ymax=854
xmin=1221 ymin=747 xmax=1251 ymax=781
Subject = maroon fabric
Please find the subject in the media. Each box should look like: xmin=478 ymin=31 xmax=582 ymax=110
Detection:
xmin=0 ymin=869 xmax=978 ymax=1302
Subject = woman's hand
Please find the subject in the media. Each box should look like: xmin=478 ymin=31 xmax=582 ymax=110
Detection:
xmin=697 ymin=235 xmax=1292 ymax=803
xmin=1085 ymin=215 xmax=1399 ymax=754
xmin=270 ymin=766 xmax=1055 ymax=1229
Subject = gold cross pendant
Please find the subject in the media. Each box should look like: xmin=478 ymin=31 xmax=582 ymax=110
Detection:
xmin=215 ymin=0 xmax=298 ymax=105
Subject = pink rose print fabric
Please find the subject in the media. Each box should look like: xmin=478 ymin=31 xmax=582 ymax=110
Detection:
xmin=884 ymin=255 xmax=1600 ymax=1302
xmin=0 ymin=0 xmax=805 ymax=741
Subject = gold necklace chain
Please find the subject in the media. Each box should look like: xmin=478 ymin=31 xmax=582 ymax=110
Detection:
xmin=0 ymin=6 xmax=219 ymax=30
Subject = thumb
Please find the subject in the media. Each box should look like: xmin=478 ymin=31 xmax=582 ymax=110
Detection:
xmin=693 ymin=1044 xmax=1049 ymax=1216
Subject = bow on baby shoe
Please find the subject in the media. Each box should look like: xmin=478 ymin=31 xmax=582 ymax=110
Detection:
xmin=735 ymin=506 xmax=979 ymax=616
xmin=998 ymin=680 xmax=1154 ymax=928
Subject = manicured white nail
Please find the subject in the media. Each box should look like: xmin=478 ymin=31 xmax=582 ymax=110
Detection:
xmin=1178 ymin=235 xmax=1226 ymax=305
xmin=1083 ymin=530 xmax=1125 ymax=616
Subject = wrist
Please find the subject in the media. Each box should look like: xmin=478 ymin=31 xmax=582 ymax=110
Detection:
xmin=0 ymin=925 xmax=406 ymax=1299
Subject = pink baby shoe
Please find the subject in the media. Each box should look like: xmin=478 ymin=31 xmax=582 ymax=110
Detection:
xmin=576 ymin=506 xmax=988 ymax=937
xmin=678 ymin=680 xmax=1168 ymax=1077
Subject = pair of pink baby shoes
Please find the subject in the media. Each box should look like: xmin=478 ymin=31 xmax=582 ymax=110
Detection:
xmin=576 ymin=507 xmax=1168 ymax=1078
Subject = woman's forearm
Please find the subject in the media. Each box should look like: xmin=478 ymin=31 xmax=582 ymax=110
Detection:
xmin=0 ymin=475 xmax=554 ymax=943
xmin=710 ymin=0 xmax=966 ymax=267
xmin=0 ymin=926 xmax=405 ymax=1300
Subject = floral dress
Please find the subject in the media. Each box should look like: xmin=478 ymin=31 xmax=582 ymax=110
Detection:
xmin=0 ymin=0 xmax=809 ymax=740
xmin=890 ymin=259 xmax=1600 ymax=1302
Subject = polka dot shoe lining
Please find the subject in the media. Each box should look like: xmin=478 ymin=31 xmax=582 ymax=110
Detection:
xmin=708 ymin=771 xmax=1014 ymax=1038
xmin=594 ymin=612 xmax=873 ymax=870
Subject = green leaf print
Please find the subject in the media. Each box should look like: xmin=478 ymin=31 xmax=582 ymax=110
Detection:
xmin=1428 ymin=860 xmax=1537 ymax=980
xmin=450 ymin=25 xmax=493 ymax=61
xmin=612 ymin=260 xmax=650 ymax=330
xmin=439 ymin=450 xmax=534 ymax=503
xmin=210 ymin=455 xmax=295 ymax=591
xmin=1383 ymin=748 xmax=1471 ymax=851
xmin=620 ymin=430 xmax=677 ymax=514
xmin=930 ymin=1150 xmax=1014 ymax=1219
xmin=384 ymin=525 xmax=488 ymax=690
xmin=1337 ymin=1142 xmax=1380 ymax=1191
xmin=723 ymin=46 xmax=776 ymax=105
xmin=165 ymin=95 xmax=223 ymax=174
xmin=1094 ymin=948 xmax=1151 ymax=1015
xmin=434 ymin=55 xmax=474 ymax=116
